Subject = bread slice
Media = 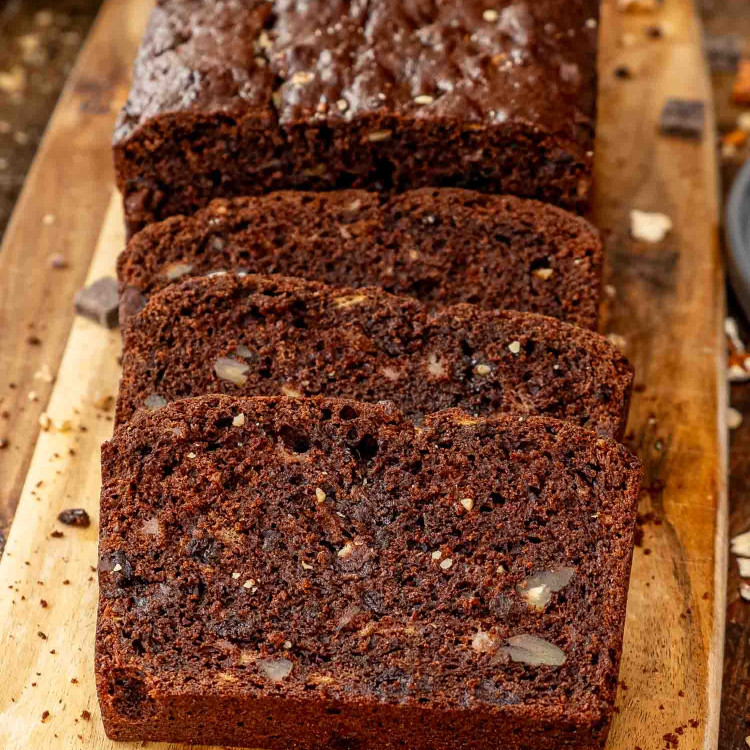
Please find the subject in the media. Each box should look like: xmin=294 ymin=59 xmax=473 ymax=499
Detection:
xmin=117 ymin=189 xmax=603 ymax=329
xmin=116 ymin=274 xmax=632 ymax=438
xmin=97 ymin=395 xmax=641 ymax=750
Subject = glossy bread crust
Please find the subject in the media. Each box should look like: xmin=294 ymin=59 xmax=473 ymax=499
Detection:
xmin=114 ymin=0 xmax=601 ymax=234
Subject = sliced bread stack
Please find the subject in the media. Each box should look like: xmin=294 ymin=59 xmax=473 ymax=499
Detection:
xmin=99 ymin=2 xmax=641 ymax=749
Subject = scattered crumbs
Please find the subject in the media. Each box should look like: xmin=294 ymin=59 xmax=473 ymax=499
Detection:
xmin=678 ymin=689 xmax=685 ymax=697
xmin=41 ymin=710 xmax=50 ymax=723
xmin=37 ymin=631 xmax=47 ymax=640
xmin=62 ymin=579 xmax=70 ymax=585
xmin=646 ymin=24 xmax=663 ymax=39
xmin=70 ymin=678 xmax=78 ymax=684
xmin=27 ymin=335 xmax=42 ymax=346
xmin=81 ymin=710 xmax=91 ymax=721
xmin=57 ymin=508 xmax=90 ymax=528
xmin=48 ymin=253 xmax=68 ymax=269
xmin=614 ymin=64 xmax=631 ymax=79
xmin=643 ymin=548 xmax=652 ymax=555
xmin=40 ymin=599 xmax=48 ymax=608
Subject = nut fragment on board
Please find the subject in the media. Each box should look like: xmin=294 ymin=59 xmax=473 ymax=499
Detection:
xmin=630 ymin=210 xmax=672 ymax=243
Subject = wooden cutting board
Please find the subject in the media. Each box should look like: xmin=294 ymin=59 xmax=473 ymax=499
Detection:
xmin=0 ymin=0 xmax=726 ymax=748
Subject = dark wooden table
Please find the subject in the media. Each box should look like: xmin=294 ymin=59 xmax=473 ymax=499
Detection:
xmin=0 ymin=0 xmax=747 ymax=747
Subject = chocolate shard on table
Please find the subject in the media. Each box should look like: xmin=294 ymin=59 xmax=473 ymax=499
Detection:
xmin=114 ymin=0 xmax=601 ymax=235
xmin=658 ymin=98 xmax=705 ymax=140
xmin=96 ymin=395 xmax=641 ymax=750
xmin=74 ymin=276 xmax=119 ymax=329
xmin=115 ymin=273 xmax=633 ymax=439
xmin=117 ymin=189 xmax=604 ymax=330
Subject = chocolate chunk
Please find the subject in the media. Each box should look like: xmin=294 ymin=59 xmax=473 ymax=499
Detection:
xmin=75 ymin=277 xmax=119 ymax=329
xmin=119 ymin=286 xmax=146 ymax=324
xmin=704 ymin=34 xmax=742 ymax=73
xmin=57 ymin=508 xmax=91 ymax=528
xmin=659 ymin=98 xmax=705 ymax=139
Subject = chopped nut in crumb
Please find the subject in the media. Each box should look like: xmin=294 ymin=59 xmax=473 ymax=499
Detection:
xmin=474 ymin=364 xmax=491 ymax=377
xmin=232 ymin=413 xmax=246 ymax=427
xmin=367 ymin=130 xmax=392 ymax=142
xmin=291 ymin=71 xmax=315 ymax=85
xmin=508 ymin=341 xmax=521 ymax=355
xmin=215 ymin=357 xmax=250 ymax=386
xmin=315 ymin=487 xmax=326 ymax=503
xmin=503 ymin=634 xmax=566 ymax=666
xmin=165 ymin=262 xmax=193 ymax=281
xmin=440 ymin=558 xmax=454 ymax=570
xmin=431 ymin=549 xmax=442 ymax=561
xmin=427 ymin=352 xmax=447 ymax=377
xmin=533 ymin=268 xmax=554 ymax=280
xmin=337 ymin=543 xmax=355 ymax=558
xmin=460 ymin=498 xmax=475 ymax=511
xmin=472 ymin=630 xmax=496 ymax=653
xmin=144 ymin=393 xmax=168 ymax=410
xmin=333 ymin=293 xmax=367 ymax=308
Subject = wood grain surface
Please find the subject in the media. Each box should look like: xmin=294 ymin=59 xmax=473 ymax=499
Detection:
xmin=0 ymin=0 xmax=728 ymax=748
xmin=0 ymin=0 xmax=146 ymax=543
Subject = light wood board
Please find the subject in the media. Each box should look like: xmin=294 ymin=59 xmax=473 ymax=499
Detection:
xmin=0 ymin=0 xmax=726 ymax=748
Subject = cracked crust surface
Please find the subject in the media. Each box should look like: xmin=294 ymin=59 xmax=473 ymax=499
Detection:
xmin=114 ymin=0 xmax=600 ymax=234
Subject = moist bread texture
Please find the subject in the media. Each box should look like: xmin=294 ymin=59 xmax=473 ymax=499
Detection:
xmin=97 ymin=395 xmax=641 ymax=750
xmin=114 ymin=0 xmax=601 ymax=235
xmin=118 ymin=189 xmax=603 ymax=330
xmin=116 ymin=274 xmax=632 ymax=438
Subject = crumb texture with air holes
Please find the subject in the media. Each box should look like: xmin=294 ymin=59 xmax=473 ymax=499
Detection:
xmin=117 ymin=188 xmax=603 ymax=330
xmin=115 ymin=273 xmax=633 ymax=439
xmin=97 ymin=395 xmax=641 ymax=750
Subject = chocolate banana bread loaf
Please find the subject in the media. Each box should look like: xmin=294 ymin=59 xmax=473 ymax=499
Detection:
xmin=97 ymin=395 xmax=641 ymax=750
xmin=116 ymin=273 xmax=633 ymax=438
xmin=114 ymin=0 xmax=601 ymax=236
xmin=118 ymin=189 xmax=603 ymax=330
